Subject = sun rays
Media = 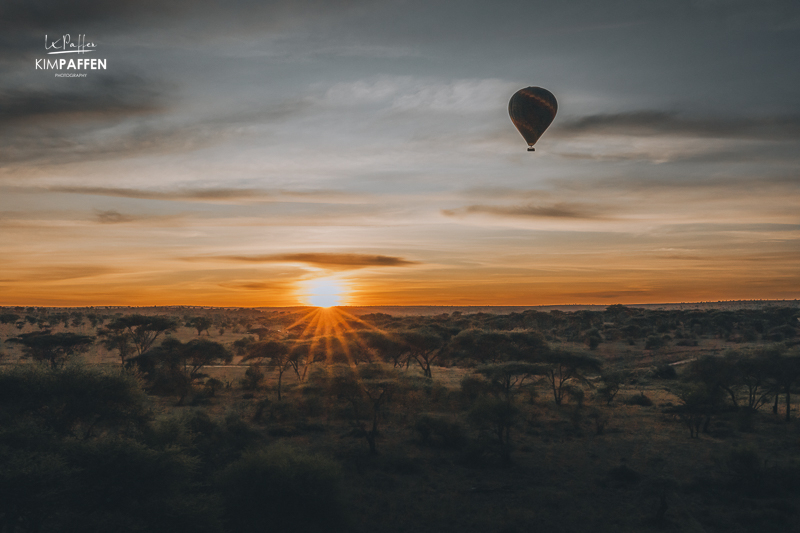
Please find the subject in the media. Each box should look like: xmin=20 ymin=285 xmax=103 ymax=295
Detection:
xmin=278 ymin=306 xmax=388 ymax=371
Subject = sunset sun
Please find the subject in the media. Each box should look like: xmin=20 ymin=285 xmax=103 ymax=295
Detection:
xmin=304 ymin=278 xmax=347 ymax=308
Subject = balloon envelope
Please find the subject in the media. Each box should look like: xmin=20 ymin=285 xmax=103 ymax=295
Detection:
xmin=508 ymin=87 xmax=557 ymax=150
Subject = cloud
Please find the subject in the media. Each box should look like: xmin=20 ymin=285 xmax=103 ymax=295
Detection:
xmin=0 ymin=75 xmax=174 ymax=165
xmin=442 ymin=202 xmax=610 ymax=220
xmin=552 ymin=111 xmax=800 ymax=141
xmin=0 ymin=92 xmax=310 ymax=165
xmin=94 ymin=209 xmax=135 ymax=224
xmin=565 ymin=290 xmax=652 ymax=300
xmin=0 ymin=0 xmax=376 ymax=32
xmin=323 ymin=76 xmax=516 ymax=113
xmin=31 ymin=185 xmax=359 ymax=204
xmin=57 ymin=186 xmax=271 ymax=202
xmin=185 ymin=253 xmax=420 ymax=270
xmin=0 ymin=265 xmax=120 ymax=283
xmin=0 ymin=75 xmax=164 ymax=125
xmin=218 ymin=281 xmax=294 ymax=291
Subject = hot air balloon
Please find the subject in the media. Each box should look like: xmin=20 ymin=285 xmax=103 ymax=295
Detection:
xmin=508 ymin=87 xmax=557 ymax=151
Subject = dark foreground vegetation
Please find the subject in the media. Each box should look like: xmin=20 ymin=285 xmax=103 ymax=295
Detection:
xmin=1 ymin=304 xmax=799 ymax=533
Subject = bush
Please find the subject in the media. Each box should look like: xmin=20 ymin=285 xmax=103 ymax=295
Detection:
xmin=414 ymin=414 xmax=466 ymax=449
xmin=605 ymin=465 xmax=641 ymax=487
xmin=459 ymin=374 xmax=493 ymax=403
xmin=651 ymin=364 xmax=677 ymax=380
xmin=597 ymin=371 xmax=625 ymax=405
xmin=625 ymin=393 xmax=653 ymax=406
xmin=726 ymin=447 xmax=763 ymax=489
xmin=297 ymin=394 xmax=325 ymax=417
xmin=645 ymin=335 xmax=665 ymax=350
xmin=427 ymin=380 xmax=449 ymax=403
xmin=588 ymin=408 xmax=610 ymax=435
xmin=0 ymin=365 xmax=223 ymax=533
xmin=215 ymin=444 xmax=346 ymax=533
xmin=240 ymin=364 xmax=265 ymax=391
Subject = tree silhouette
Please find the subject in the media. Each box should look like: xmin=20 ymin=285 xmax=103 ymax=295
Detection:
xmin=97 ymin=328 xmax=134 ymax=365
xmin=130 ymin=338 xmax=229 ymax=404
xmin=396 ymin=329 xmax=444 ymax=378
xmin=689 ymin=354 xmax=741 ymax=409
xmin=468 ymin=396 xmax=519 ymax=465
xmin=666 ymin=384 xmax=725 ymax=438
xmin=243 ymin=340 xmax=291 ymax=401
xmin=767 ymin=351 xmax=800 ymax=421
xmin=188 ymin=316 xmax=213 ymax=336
xmin=182 ymin=338 xmax=232 ymax=379
xmin=539 ymin=350 xmax=602 ymax=405
xmin=104 ymin=315 xmax=177 ymax=356
xmin=8 ymin=332 xmax=94 ymax=369
xmin=475 ymin=362 xmax=541 ymax=401
xmin=328 ymin=365 xmax=397 ymax=454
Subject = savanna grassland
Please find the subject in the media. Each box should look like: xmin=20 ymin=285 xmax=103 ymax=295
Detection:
xmin=1 ymin=302 xmax=799 ymax=533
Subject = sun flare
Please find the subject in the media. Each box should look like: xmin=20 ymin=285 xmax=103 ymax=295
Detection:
xmin=303 ymin=278 xmax=347 ymax=308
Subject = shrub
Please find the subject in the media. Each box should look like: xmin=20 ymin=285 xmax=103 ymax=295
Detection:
xmin=726 ymin=447 xmax=763 ymax=489
xmin=605 ymin=465 xmax=641 ymax=487
xmin=652 ymin=364 xmax=677 ymax=380
xmin=427 ymin=380 xmax=449 ymax=403
xmin=588 ymin=408 xmax=610 ymax=435
xmin=676 ymin=339 xmax=698 ymax=347
xmin=645 ymin=335 xmax=664 ymax=350
xmin=215 ymin=444 xmax=345 ymax=533
xmin=625 ymin=393 xmax=653 ymax=406
xmin=414 ymin=414 xmax=466 ymax=449
xmin=297 ymin=394 xmax=325 ymax=417
xmin=240 ymin=364 xmax=265 ymax=391
xmin=597 ymin=371 xmax=624 ymax=405
xmin=459 ymin=374 xmax=493 ymax=402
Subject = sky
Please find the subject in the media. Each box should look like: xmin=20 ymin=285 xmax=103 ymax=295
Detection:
xmin=1 ymin=0 xmax=798 ymax=307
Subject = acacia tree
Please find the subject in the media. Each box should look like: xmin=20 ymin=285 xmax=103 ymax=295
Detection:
xmin=104 ymin=315 xmax=177 ymax=356
xmin=360 ymin=330 xmax=407 ymax=368
xmin=539 ymin=350 xmax=602 ymax=405
xmin=8 ymin=332 xmax=95 ymax=369
xmin=475 ymin=362 xmax=541 ymax=401
xmin=767 ymin=351 xmax=800 ymax=422
xmin=232 ymin=336 xmax=256 ymax=356
xmin=666 ymin=384 xmax=725 ymax=438
xmin=736 ymin=351 xmax=775 ymax=410
xmin=689 ymin=354 xmax=741 ymax=409
xmin=397 ymin=329 xmax=444 ymax=378
xmin=449 ymin=329 xmax=548 ymax=367
xmin=129 ymin=338 xmax=230 ymax=404
xmin=284 ymin=341 xmax=327 ymax=382
xmin=187 ymin=316 xmax=213 ymax=336
xmin=449 ymin=329 xmax=520 ymax=365
xmin=341 ymin=331 xmax=377 ymax=365
xmin=468 ymin=396 xmax=519 ymax=465
xmin=328 ymin=365 xmax=397 ymax=454
xmin=243 ymin=340 xmax=291 ymax=400
xmin=182 ymin=338 xmax=232 ymax=379
xmin=97 ymin=328 xmax=134 ymax=365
